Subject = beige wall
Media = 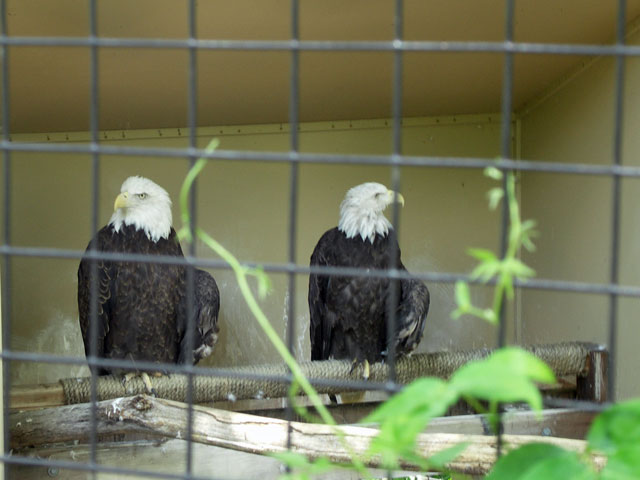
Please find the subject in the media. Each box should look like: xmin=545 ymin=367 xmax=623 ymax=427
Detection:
xmin=3 ymin=115 xmax=506 ymax=385
xmin=520 ymin=34 xmax=640 ymax=399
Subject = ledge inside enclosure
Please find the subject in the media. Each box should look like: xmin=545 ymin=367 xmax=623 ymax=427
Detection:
xmin=9 ymin=343 xmax=607 ymax=478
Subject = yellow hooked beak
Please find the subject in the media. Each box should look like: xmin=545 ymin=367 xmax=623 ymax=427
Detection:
xmin=114 ymin=192 xmax=130 ymax=211
xmin=388 ymin=190 xmax=405 ymax=207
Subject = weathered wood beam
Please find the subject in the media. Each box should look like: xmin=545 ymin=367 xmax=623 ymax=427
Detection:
xmin=10 ymin=395 xmax=605 ymax=476
xmin=10 ymin=382 xmax=65 ymax=411
xmin=425 ymin=408 xmax=596 ymax=439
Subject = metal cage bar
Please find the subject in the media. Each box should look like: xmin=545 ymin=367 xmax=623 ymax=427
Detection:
xmin=495 ymin=0 xmax=516 ymax=458
xmin=2 ymin=244 xmax=640 ymax=298
xmin=4 ymin=35 xmax=640 ymax=56
xmin=384 ymin=0 xmax=404 ymax=390
xmin=0 ymin=0 xmax=634 ymax=477
xmin=607 ymin=0 xmax=628 ymax=404
xmin=87 ymin=2 xmax=101 ymax=478
xmin=284 ymin=0 xmax=301 ymax=457
xmin=182 ymin=1 xmax=200 ymax=477
xmin=0 ymin=0 xmax=11 ymax=477
xmin=4 ymin=142 xmax=640 ymax=176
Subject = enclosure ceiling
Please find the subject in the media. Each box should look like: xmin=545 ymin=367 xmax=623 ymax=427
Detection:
xmin=7 ymin=0 xmax=640 ymax=133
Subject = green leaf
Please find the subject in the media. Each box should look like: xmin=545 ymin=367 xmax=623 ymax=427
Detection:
xmin=487 ymin=444 xmax=594 ymax=480
xmin=487 ymin=187 xmax=504 ymax=210
xmin=521 ymin=236 xmax=537 ymax=252
xmin=588 ymin=399 xmax=640 ymax=455
xmin=467 ymin=248 xmax=499 ymax=262
xmin=452 ymin=281 xmax=473 ymax=320
xmin=521 ymin=219 xmax=537 ymax=234
xmin=364 ymin=378 xmax=454 ymax=425
xmin=449 ymin=348 xmax=555 ymax=411
xmin=481 ymin=308 xmax=497 ymax=324
xmin=272 ymin=451 xmax=315 ymax=469
xmin=364 ymin=378 xmax=458 ymax=469
xmin=470 ymin=260 xmax=501 ymax=282
xmin=484 ymin=166 xmax=504 ymax=181
xmin=501 ymin=272 xmax=515 ymax=300
xmin=454 ymin=281 xmax=471 ymax=309
xmin=600 ymin=446 xmax=640 ymax=480
xmin=502 ymin=258 xmax=536 ymax=279
xmin=248 ymin=266 xmax=273 ymax=299
xmin=450 ymin=307 xmax=465 ymax=320
xmin=489 ymin=348 xmax=556 ymax=384
xmin=427 ymin=442 xmax=469 ymax=470
xmin=271 ymin=452 xmax=335 ymax=480
xmin=467 ymin=248 xmax=501 ymax=282
xmin=520 ymin=219 xmax=539 ymax=252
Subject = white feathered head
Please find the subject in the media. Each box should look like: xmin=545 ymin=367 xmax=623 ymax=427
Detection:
xmin=109 ymin=176 xmax=172 ymax=242
xmin=338 ymin=182 xmax=405 ymax=243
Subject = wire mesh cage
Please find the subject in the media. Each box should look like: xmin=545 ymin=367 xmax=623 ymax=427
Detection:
xmin=1 ymin=0 xmax=639 ymax=479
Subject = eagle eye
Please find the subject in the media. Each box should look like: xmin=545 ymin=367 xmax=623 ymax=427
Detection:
xmin=137 ymin=193 xmax=147 ymax=199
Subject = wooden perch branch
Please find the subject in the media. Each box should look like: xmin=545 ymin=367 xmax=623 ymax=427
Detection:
xmin=10 ymin=395 xmax=605 ymax=476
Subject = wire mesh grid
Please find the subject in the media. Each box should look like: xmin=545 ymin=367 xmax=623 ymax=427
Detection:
xmin=0 ymin=0 xmax=635 ymax=478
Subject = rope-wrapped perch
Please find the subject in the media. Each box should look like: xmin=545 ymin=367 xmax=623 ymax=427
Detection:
xmin=60 ymin=342 xmax=598 ymax=405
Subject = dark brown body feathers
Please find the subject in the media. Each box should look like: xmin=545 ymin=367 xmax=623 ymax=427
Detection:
xmin=309 ymin=227 xmax=429 ymax=364
xmin=78 ymin=224 xmax=219 ymax=374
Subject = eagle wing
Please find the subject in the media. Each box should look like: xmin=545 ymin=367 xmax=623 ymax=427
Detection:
xmin=309 ymin=232 xmax=335 ymax=361
xmin=77 ymin=228 xmax=113 ymax=370
xmin=394 ymin=263 xmax=430 ymax=355
xmin=178 ymin=268 xmax=221 ymax=365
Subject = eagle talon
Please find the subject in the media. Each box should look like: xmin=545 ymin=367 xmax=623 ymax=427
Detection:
xmin=122 ymin=372 xmax=135 ymax=385
xmin=140 ymin=372 xmax=155 ymax=396
xmin=348 ymin=359 xmax=358 ymax=375
xmin=120 ymin=372 xmax=156 ymax=396
xmin=121 ymin=372 xmax=136 ymax=393
xmin=347 ymin=359 xmax=370 ymax=380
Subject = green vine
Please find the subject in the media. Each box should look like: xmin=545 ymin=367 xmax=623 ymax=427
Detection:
xmin=177 ymin=139 xmax=368 ymax=478
xmin=452 ymin=167 xmax=537 ymax=324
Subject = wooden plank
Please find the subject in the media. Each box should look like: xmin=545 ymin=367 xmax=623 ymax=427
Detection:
xmin=9 ymin=395 xmax=605 ymax=476
xmin=208 ymin=390 xmax=389 ymax=413
xmin=9 ymin=411 xmax=597 ymax=480
xmin=577 ymin=349 xmax=608 ymax=403
xmin=10 ymin=440 xmax=433 ymax=480
xmin=10 ymin=382 xmax=65 ymax=411
xmin=9 ymin=379 xmax=594 ymax=438
xmin=218 ymin=393 xmax=596 ymax=439
xmin=424 ymin=408 xmax=596 ymax=439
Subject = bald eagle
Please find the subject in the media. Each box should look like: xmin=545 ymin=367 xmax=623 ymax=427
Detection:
xmin=308 ymin=182 xmax=430 ymax=378
xmin=77 ymin=176 xmax=220 ymax=388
